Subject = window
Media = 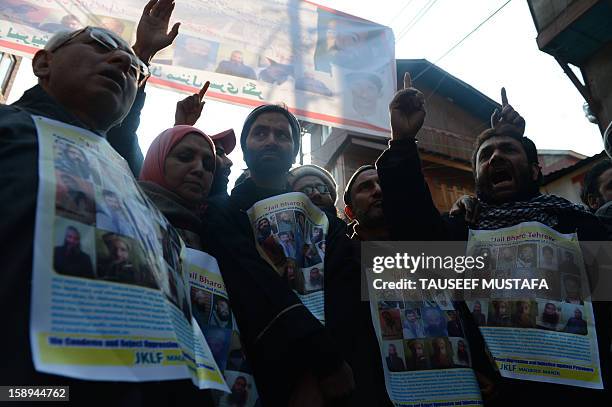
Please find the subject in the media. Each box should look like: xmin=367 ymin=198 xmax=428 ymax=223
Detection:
xmin=0 ymin=52 xmax=17 ymax=94
xmin=321 ymin=125 xmax=332 ymax=145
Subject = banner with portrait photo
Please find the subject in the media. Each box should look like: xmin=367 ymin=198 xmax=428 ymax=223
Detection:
xmin=466 ymin=221 xmax=603 ymax=389
xmin=366 ymin=275 xmax=483 ymax=406
xmin=247 ymin=192 xmax=328 ymax=323
xmin=185 ymin=248 xmax=260 ymax=406
xmin=30 ymin=115 xmax=227 ymax=391
xmin=0 ymin=0 xmax=395 ymax=135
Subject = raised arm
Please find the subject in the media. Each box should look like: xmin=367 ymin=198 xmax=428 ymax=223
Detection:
xmin=376 ymin=73 xmax=448 ymax=240
xmin=107 ymin=0 xmax=181 ymax=176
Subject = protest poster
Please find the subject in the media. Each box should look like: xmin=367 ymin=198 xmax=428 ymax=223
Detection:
xmin=365 ymin=274 xmax=483 ymax=406
xmin=466 ymin=222 xmax=603 ymax=389
xmin=30 ymin=115 xmax=227 ymax=391
xmin=246 ymin=192 xmax=328 ymax=323
xmin=186 ymin=248 xmax=260 ymax=406
xmin=0 ymin=0 xmax=395 ymax=135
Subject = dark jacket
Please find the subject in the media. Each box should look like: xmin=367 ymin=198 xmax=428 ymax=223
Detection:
xmin=0 ymin=85 xmax=206 ymax=405
xmin=345 ymin=235 xmax=397 ymax=407
xmin=53 ymin=245 xmax=95 ymax=278
xmin=106 ymin=85 xmax=146 ymax=176
xmin=376 ymin=138 xmax=611 ymax=405
xmin=203 ymin=179 xmax=347 ymax=406
xmin=139 ymin=181 xmax=204 ymax=249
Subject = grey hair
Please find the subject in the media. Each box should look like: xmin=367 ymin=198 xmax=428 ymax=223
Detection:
xmin=44 ymin=26 xmax=132 ymax=52
xmin=44 ymin=30 xmax=74 ymax=51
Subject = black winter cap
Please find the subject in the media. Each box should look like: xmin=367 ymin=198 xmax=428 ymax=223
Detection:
xmin=343 ymin=164 xmax=376 ymax=206
xmin=240 ymin=104 xmax=301 ymax=158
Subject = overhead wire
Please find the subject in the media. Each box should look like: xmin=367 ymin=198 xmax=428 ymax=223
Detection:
xmin=413 ymin=0 xmax=513 ymax=82
xmin=396 ymin=0 xmax=439 ymax=42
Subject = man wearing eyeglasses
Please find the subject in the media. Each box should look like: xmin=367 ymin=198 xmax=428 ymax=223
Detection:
xmin=289 ymin=164 xmax=338 ymax=213
xmin=0 ymin=1 xmax=216 ymax=405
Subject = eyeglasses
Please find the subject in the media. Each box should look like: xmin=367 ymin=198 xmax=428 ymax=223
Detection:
xmin=49 ymin=27 xmax=150 ymax=85
xmin=300 ymin=184 xmax=330 ymax=195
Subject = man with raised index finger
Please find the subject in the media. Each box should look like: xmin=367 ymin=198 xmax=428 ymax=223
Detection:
xmin=376 ymin=73 xmax=610 ymax=405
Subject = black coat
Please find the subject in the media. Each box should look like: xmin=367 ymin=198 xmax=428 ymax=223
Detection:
xmin=203 ymin=179 xmax=347 ymax=406
xmin=0 ymin=85 xmax=207 ymax=405
xmin=376 ymin=138 xmax=611 ymax=405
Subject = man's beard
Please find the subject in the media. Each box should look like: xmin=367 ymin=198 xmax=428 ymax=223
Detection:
xmin=244 ymin=147 xmax=292 ymax=177
xmin=356 ymin=206 xmax=384 ymax=229
xmin=310 ymin=275 xmax=322 ymax=285
xmin=64 ymin=245 xmax=79 ymax=255
xmin=259 ymin=225 xmax=271 ymax=237
xmin=542 ymin=312 xmax=559 ymax=325
xmin=476 ymin=165 xmax=539 ymax=205
xmin=229 ymin=389 xmax=247 ymax=405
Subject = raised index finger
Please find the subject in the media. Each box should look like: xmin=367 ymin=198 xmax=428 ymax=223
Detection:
xmin=404 ymin=72 xmax=412 ymax=90
xmin=198 ymin=81 xmax=210 ymax=100
xmin=501 ymin=87 xmax=508 ymax=106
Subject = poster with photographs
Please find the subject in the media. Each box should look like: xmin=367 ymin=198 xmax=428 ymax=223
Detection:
xmin=247 ymin=192 xmax=328 ymax=323
xmin=0 ymin=0 xmax=395 ymax=136
xmin=466 ymin=222 xmax=603 ymax=389
xmin=366 ymin=285 xmax=482 ymax=405
xmin=30 ymin=116 xmax=227 ymax=391
xmin=185 ymin=249 xmax=260 ymax=406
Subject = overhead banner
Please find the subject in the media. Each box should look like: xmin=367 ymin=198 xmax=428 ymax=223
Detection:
xmin=0 ymin=0 xmax=396 ymax=135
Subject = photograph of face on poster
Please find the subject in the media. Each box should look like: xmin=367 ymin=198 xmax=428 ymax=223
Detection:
xmin=536 ymin=300 xmax=564 ymax=331
xmin=172 ymin=34 xmax=219 ymax=71
xmin=53 ymin=139 xmax=100 ymax=185
xmin=53 ymin=216 xmax=96 ymax=279
xmin=539 ymin=244 xmax=558 ymax=270
xmin=215 ymin=46 xmax=257 ymax=80
xmin=191 ymin=285 xmax=213 ymax=329
xmin=384 ymin=340 xmax=406 ymax=372
xmin=301 ymin=265 xmax=324 ymax=293
xmin=216 ymin=370 xmax=259 ymax=407
xmin=95 ymin=188 xmax=137 ymax=239
xmin=203 ymin=325 xmax=232 ymax=372
xmin=93 ymin=229 xmax=159 ymax=291
xmin=209 ymin=295 xmax=233 ymax=330
xmin=449 ymin=337 xmax=470 ymax=367
xmin=560 ymin=303 xmax=588 ymax=335
xmin=55 ymin=170 xmax=96 ymax=225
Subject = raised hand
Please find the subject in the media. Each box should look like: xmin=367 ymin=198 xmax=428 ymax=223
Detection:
xmin=490 ymin=87 xmax=525 ymax=136
xmin=132 ymin=0 xmax=180 ymax=64
xmin=449 ymin=194 xmax=480 ymax=224
xmin=389 ymin=72 xmax=426 ymax=140
xmin=174 ymin=81 xmax=210 ymax=126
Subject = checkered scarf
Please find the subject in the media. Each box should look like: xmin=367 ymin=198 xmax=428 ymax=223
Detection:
xmin=476 ymin=194 xmax=591 ymax=230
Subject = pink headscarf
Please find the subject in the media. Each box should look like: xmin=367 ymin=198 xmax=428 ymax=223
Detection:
xmin=139 ymin=125 xmax=216 ymax=191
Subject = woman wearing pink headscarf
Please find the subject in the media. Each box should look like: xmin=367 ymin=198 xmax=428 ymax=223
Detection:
xmin=139 ymin=125 xmax=216 ymax=248
xmin=140 ymin=126 xmax=260 ymax=405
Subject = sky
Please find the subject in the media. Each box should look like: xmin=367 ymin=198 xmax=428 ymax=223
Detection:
xmin=8 ymin=0 xmax=605 ymax=190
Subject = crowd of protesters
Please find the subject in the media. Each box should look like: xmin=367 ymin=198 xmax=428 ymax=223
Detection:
xmin=0 ymin=0 xmax=611 ymax=406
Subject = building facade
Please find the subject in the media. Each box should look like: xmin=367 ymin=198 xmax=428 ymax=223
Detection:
xmin=0 ymin=51 xmax=21 ymax=104
xmin=310 ymin=59 xmax=500 ymax=213
xmin=528 ymin=0 xmax=612 ymax=133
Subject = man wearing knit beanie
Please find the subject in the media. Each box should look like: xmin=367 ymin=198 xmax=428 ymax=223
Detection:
xmin=240 ymin=104 xmax=301 ymax=189
xmin=203 ymin=104 xmax=355 ymax=406
xmin=343 ymin=165 xmax=389 ymax=241
xmin=289 ymin=164 xmax=338 ymax=212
